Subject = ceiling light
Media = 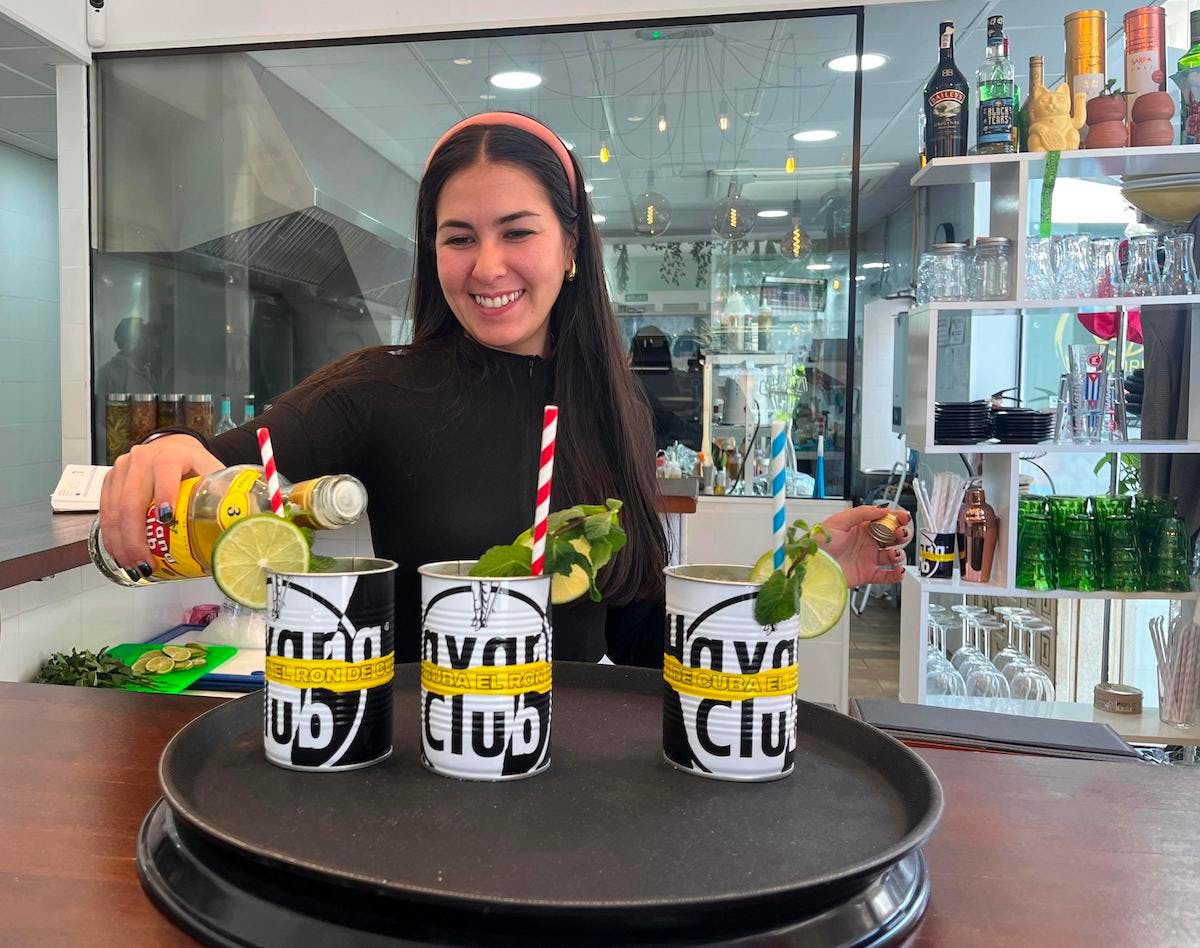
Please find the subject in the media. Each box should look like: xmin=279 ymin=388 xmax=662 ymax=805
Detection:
xmin=826 ymin=53 xmax=888 ymax=73
xmin=807 ymin=263 xmax=832 ymax=271
xmin=479 ymin=93 xmax=496 ymax=100
xmin=718 ymin=98 xmax=730 ymax=132
xmin=712 ymin=182 xmax=755 ymax=240
xmin=780 ymin=199 xmax=808 ymax=261
xmin=489 ymin=70 xmax=542 ymax=90
xmin=757 ymin=209 xmax=788 ymax=218
xmin=626 ymin=114 xmax=643 ymax=122
xmin=785 ymin=150 xmax=797 ymax=174
xmin=599 ymin=139 xmax=611 ymax=163
xmin=743 ymin=110 xmax=759 ymax=118
xmin=453 ymin=58 xmax=473 ymax=66
xmin=584 ymin=182 xmax=594 ymax=193
xmin=634 ymin=171 xmax=671 ymax=237
xmin=657 ymin=110 xmax=668 ymax=134
xmin=592 ymin=213 xmax=607 ymax=224
xmin=793 ymin=129 xmax=838 ymax=143
xmin=855 ymin=275 xmax=866 ymax=282
xmin=862 ymin=261 xmax=890 ymax=270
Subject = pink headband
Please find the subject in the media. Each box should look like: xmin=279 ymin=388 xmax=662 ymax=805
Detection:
xmin=424 ymin=111 xmax=578 ymax=204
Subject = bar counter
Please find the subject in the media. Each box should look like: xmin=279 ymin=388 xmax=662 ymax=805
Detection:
xmin=1 ymin=681 xmax=1197 ymax=946
xmin=0 ymin=503 xmax=92 ymax=591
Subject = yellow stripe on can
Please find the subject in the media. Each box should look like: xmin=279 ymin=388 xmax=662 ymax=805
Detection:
xmin=662 ymin=653 xmax=797 ymax=702
xmin=265 ymin=653 xmax=395 ymax=692
xmin=421 ymin=660 xmax=552 ymax=697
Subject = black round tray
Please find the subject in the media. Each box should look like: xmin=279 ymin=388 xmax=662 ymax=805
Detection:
xmin=139 ymin=663 xmax=943 ymax=946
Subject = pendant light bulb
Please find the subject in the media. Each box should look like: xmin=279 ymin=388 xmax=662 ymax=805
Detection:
xmin=712 ymin=181 xmax=755 ymax=240
xmin=785 ymin=150 xmax=797 ymax=174
xmin=633 ymin=170 xmax=672 ymax=237
xmin=657 ymin=104 xmax=668 ymax=134
xmin=599 ymin=139 xmax=611 ymax=164
xmin=718 ymin=99 xmax=730 ymax=132
xmin=780 ymin=198 xmax=808 ymax=261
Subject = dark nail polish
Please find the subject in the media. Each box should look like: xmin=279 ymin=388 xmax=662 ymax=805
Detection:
xmin=125 ymin=568 xmax=142 ymax=582
xmin=137 ymin=561 xmax=153 ymax=578
xmin=157 ymin=503 xmax=173 ymax=524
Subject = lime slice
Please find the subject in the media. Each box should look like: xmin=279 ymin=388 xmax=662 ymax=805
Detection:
xmin=749 ymin=550 xmax=793 ymax=584
xmin=212 ymin=514 xmax=310 ymax=609
xmin=162 ymin=645 xmax=192 ymax=661
xmin=145 ymin=655 xmax=175 ymax=674
xmin=796 ymin=549 xmax=848 ymax=639
xmin=516 ymin=534 xmax=593 ymax=605
xmin=131 ymin=653 xmax=154 ymax=675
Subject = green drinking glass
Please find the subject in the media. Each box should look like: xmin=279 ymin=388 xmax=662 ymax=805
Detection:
xmin=1148 ymin=516 xmax=1192 ymax=592
xmin=1016 ymin=514 xmax=1056 ymax=590
xmin=1019 ymin=496 xmax=1050 ymax=520
xmin=1092 ymin=494 xmax=1133 ymax=521
xmin=1104 ymin=549 xmax=1146 ymax=592
xmin=1058 ymin=557 xmax=1100 ymax=591
xmin=1100 ymin=515 xmax=1140 ymax=555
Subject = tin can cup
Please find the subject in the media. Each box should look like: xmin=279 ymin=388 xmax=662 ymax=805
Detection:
xmin=264 ymin=557 xmax=397 ymax=772
xmin=418 ymin=560 xmax=553 ymax=781
xmin=917 ymin=531 xmax=956 ymax=579
xmin=663 ymin=564 xmax=799 ymax=782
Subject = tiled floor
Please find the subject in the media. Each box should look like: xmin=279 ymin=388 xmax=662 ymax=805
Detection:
xmin=849 ymin=600 xmax=901 ymax=699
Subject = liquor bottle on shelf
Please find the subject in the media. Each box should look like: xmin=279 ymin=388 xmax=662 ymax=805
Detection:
xmin=215 ymin=394 xmax=236 ymax=434
xmin=1021 ymin=56 xmax=1045 ymax=153
xmin=89 ymin=465 xmax=367 ymax=586
xmin=1178 ymin=10 xmax=1200 ymax=145
xmin=924 ymin=20 xmax=970 ymax=159
xmin=977 ymin=15 xmax=1015 ymax=155
xmin=242 ymin=394 xmax=256 ymax=423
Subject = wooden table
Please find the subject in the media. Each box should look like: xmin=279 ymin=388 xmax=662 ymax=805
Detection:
xmin=0 ymin=503 xmax=93 ymax=590
xmin=1 ymin=682 xmax=1198 ymax=947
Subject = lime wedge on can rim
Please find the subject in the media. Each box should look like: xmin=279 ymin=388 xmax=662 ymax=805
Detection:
xmin=749 ymin=548 xmax=848 ymax=639
xmin=212 ymin=514 xmax=310 ymax=610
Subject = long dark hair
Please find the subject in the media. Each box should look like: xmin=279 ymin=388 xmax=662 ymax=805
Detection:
xmin=304 ymin=121 xmax=667 ymax=603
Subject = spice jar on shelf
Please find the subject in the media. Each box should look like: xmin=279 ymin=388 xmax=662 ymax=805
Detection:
xmin=105 ymin=393 xmax=131 ymax=465
xmin=968 ymin=237 xmax=1013 ymax=301
xmin=130 ymin=393 xmax=158 ymax=443
xmin=184 ymin=394 xmax=214 ymax=438
xmin=156 ymin=393 xmax=183 ymax=428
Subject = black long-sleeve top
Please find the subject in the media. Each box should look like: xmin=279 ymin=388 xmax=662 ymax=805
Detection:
xmin=208 ymin=340 xmax=661 ymax=665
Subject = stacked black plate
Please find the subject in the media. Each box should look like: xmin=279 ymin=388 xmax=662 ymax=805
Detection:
xmin=992 ymin=408 xmax=1055 ymax=444
xmin=934 ymin=401 xmax=993 ymax=445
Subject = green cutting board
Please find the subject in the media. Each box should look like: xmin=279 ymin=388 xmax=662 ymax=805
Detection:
xmin=107 ymin=643 xmax=236 ymax=694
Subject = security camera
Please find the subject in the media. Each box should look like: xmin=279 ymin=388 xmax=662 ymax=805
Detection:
xmin=87 ymin=0 xmax=107 ymax=49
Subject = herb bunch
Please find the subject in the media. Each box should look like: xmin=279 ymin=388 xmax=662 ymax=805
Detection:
xmin=34 ymin=647 xmax=158 ymax=689
xmin=753 ymin=519 xmax=830 ymax=626
xmin=470 ymin=500 xmax=626 ymax=602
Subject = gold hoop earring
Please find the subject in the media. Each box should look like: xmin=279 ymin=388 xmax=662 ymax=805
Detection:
xmin=566 ymin=259 xmax=577 ymax=282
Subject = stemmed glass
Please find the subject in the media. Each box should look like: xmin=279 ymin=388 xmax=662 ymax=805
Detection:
xmin=950 ymin=605 xmax=988 ymax=670
xmin=992 ymin=606 xmax=1033 ymax=675
xmin=1009 ymin=618 xmax=1056 ymax=709
xmin=964 ymin=660 xmax=1010 ymax=712
xmin=926 ymin=614 xmax=967 ymax=706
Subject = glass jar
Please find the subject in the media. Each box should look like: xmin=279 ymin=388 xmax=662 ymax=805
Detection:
xmin=105 ymin=394 xmax=132 ymax=465
xmin=184 ymin=394 xmax=215 ymax=438
xmin=915 ymin=252 xmax=935 ymax=305
xmin=157 ymin=393 xmax=183 ymax=428
xmin=969 ymin=237 xmax=1013 ymax=301
xmin=130 ymin=393 xmax=158 ymax=443
xmin=930 ymin=242 xmax=968 ymax=301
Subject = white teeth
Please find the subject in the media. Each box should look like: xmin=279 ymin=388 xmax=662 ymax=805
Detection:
xmin=472 ymin=290 xmax=523 ymax=309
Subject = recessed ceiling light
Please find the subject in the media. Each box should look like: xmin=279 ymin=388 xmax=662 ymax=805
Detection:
xmin=592 ymin=213 xmax=607 ymax=224
xmin=453 ymin=58 xmax=473 ymax=66
xmin=489 ymin=70 xmax=542 ymax=90
xmin=826 ymin=53 xmax=888 ymax=72
xmin=855 ymin=275 xmax=866 ymax=282
xmin=757 ymin=209 xmax=788 ymax=218
xmin=479 ymin=93 xmax=496 ymax=100
xmin=584 ymin=182 xmax=594 ymax=193
xmin=743 ymin=110 xmax=759 ymax=118
xmin=807 ymin=263 xmax=833 ymax=271
xmin=861 ymin=261 xmax=890 ymax=270
xmin=793 ymin=129 xmax=838 ymax=143
xmin=626 ymin=115 xmax=644 ymax=122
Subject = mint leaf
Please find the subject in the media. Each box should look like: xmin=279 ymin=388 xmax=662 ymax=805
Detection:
xmin=753 ymin=570 xmax=796 ymax=626
xmin=583 ymin=512 xmax=612 ymax=541
xmin=310 ymin=554 xmax=339 ymax=573
xmin=589 ymin=536 xmax=613 ymax=572
xmin=470 ymin=544 xmax=533 ymax=577
xmin=544 ymin=537 xmax=590 ymax=578
xmin=547 ymin=506 xmax=585 ymax=532
xmin=605 ymin=498 xmax=623 ymax=512
xmin=606 ymin=523 xmax=627 ymax=555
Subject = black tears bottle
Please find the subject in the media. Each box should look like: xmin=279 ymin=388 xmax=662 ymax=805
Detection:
xmin=924 ymin=21 xmax=970 ymax=159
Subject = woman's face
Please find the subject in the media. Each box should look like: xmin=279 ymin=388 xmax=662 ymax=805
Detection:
xmin=435 ymin=161 xmax=575 ymax=358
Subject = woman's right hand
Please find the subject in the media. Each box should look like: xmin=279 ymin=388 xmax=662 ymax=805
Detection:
xmin=99 ymin=435 xmax=224 ymax=576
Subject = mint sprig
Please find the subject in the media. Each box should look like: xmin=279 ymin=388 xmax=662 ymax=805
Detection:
xmin=753 ymin=519 xmax=829 ymax=626
xmin=470 ymin=500 xmax=626 ymax=602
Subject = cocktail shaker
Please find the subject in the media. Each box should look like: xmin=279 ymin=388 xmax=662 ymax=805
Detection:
xmin=957 ymin=484 xmax=999 ymax=583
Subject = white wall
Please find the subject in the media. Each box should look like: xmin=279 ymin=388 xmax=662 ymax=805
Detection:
xmin=98 ymin=0 xmax=879 ymax=51
xmin=0 ymin=1 xmax=88 ymax=63
xmin=58 ymin=64 xmax=91 ymax=466
xmin=0 ymin=142 xmax=60 ymax=506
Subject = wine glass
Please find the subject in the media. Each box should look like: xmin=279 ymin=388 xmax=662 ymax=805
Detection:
xmin=927 ymin=660 xmax=967 ymax=707
xmin=950 ymin=605 xmax=987 ymax=670
xmin=992 ymin=606 xmax=1033 ymax=675
xmin=964 ymin=661 xmax=1011 ymax=713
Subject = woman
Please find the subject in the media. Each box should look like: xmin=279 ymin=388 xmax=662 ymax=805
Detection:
xmin=98 ymin=112 xmax=911 ymax=664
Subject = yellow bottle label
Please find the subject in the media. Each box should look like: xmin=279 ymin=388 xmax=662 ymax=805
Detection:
xmin=217 ymin=469 xmax=262 ymax=529
xmin=146 ymin=476 xmax=205 ymax=579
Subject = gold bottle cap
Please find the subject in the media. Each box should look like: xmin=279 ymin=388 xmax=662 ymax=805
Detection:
xmin=868 ymin=512 xmax=901 ymax=547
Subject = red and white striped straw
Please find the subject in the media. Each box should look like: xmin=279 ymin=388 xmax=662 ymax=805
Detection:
xmin=256 ymin=427 xmax=286 ymax=518
xmin=529 ymin=405 xmax=559 ymax=576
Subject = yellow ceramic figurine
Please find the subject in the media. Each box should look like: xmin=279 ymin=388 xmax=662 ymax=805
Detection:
xmin=1026 ymin=83 xmax=1088 ymax=152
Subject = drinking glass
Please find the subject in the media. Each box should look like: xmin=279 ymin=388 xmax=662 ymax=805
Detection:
xmin=1148 ymin=516 xmax=1192 ymax=592
xmin=965 ymin=662 xmax=1011 ymax=712
xmin=950 ymin=604 xmax=987 ymax=669
xmin=1025 ymin=237 xmax=1055 ymax=300
xmin=930 ymin=243 xmax=968 ymax=301
xmin=1161 ymin=234 xmax=1197 ymax=296
xmin=1010 ymin=664 xmax=1056 ymax=704
xmin=1053 ymin=235 xmax=1094 ymax=298
xmin=1135 ymin=495 xmax=1179 ymax=556
xmin=1018 ymin=495 xmax=1050 ymax=519
xmin=915 ymin=252 xmax=935 ymax=305
xmin=1091 ymin=237 xmax=1124 ymax=298
xmin=1092 ymin=494 xmax=1133 ymax=522
xmin=1048 ymin=497 xmax=1089 ymax=558
xmin=1125 ymin=236 xmax=1162 ymax=296
xmin=1015 ymin=514 xmax=1056 ymax=591
xmin=970 ymin=237 xmax=1013 ymax=300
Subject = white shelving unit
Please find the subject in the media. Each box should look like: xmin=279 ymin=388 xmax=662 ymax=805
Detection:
xmin=899 ymin=145 xmax=1200 ymax=711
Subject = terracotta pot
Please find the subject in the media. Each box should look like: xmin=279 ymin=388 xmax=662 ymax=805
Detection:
xmin=1087 ymin=95 xmax=1127 ymax=125
xmin=1131 ymin=91 xmax=1176 ymax=122
xmin=1085 ymin=121 xmax=1128 ymax=149
xmin=1131 ymin=118 xmax=1175 ymax=147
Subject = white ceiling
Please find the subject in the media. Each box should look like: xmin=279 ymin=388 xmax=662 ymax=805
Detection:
xmin=0 ymin=14 xmax=72 ymax=159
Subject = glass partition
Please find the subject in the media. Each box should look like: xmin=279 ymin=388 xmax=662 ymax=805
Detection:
xmin=92 ymin=13 xmax=862 ymax=498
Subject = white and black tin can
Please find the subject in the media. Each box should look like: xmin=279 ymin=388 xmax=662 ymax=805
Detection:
xmin=264 ymin=557 xmax=396 ymax=771
xmin=663 ymin=564 xmax=800 ymax=782
xmin=418 ymin=561 xmax=553 ymax=781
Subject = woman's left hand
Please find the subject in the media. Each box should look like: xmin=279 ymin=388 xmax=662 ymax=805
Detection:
xmin=817 ymin=505 xmax=913 ymax=589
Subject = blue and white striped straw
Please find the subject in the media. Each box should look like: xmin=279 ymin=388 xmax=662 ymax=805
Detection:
xmin=771 ymin=419 xmax=787 ymax=569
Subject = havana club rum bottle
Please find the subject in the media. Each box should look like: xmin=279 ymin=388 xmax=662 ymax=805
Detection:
xmin=924 ymin=21 xmax=970 ymax=159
